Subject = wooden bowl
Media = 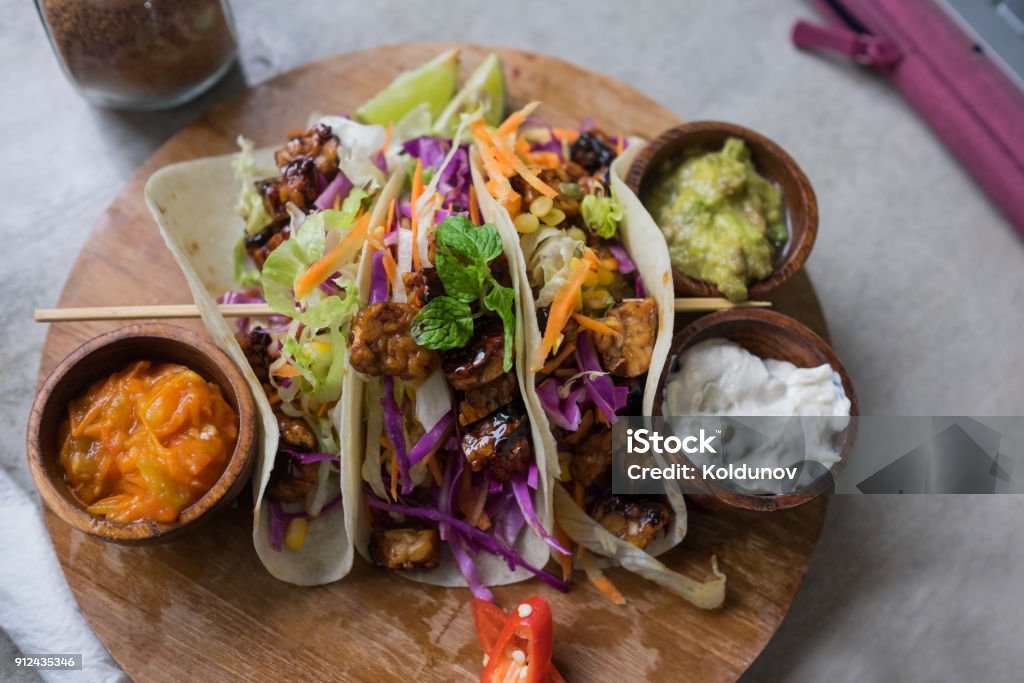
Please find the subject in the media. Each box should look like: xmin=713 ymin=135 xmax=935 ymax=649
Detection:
xmin=625 ymin=121 xmax=818 ymax=299
xmin=654 ymin=309 xmax=858 ymax=512
xmin=26 ymin=323 xmax=257 ymax=544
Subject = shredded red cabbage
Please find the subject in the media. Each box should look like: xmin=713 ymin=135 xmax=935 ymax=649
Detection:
xmin=450 ymin=532 xmax=493 ymax=601
xmin=607 ymin=243 xmax=636 ymax=274
xmin=365 ymin=497 xmax=570 ymax=592
xmin=282 ymin=450 xmax=340 ymax=465
xmin=527 ymin=462 xmax=539 ymax=490
xmin=511 ymin=472 xmax=569 ymax=556
xmin=266 ymin=494 xmax=342 ymax=551
xmin=381 ymin=377 xmax=412 ymax=494
xmin=369 ymin=251 xmax=388 ymax=304
xmin=575 ymin=332 xmax=629 ymax=423
xmin=487 ymin=491 xmax=527 ymax=549
xmin=408 ymin=412 xmax=454 ymax=467
xmin=314 ymin=171 xmax=352 ymax=211
xmin=536 ymin=378 xmax=587 ymax=431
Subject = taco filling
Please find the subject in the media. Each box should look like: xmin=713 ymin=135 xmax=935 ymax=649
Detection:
xmin=225 ymin=115 xmax=391 ymax=552
xmin=351 ymin=135 xmax=568 ymax=600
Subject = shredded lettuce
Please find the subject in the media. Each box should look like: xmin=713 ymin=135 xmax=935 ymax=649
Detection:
xmin=553 ymin=486 xmax=726 ymax=609
xmin=521 ymin=227 xmax=585 ymax=308
xmin=233 ymin=235 xmax=261 ymax=288
xmin=233 ymin=136 xmax=274 ymax=235
xmin=581 ymin=194 xmax=623 ymax=239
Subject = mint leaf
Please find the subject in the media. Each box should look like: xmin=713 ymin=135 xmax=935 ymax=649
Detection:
xmin=435 ymin=246 xmax=481 ymax=303
xmin=483 ymin=283 xmax=517 ymax=372
xmin=436 ymin=215 xmax=502 ymax=263
xmin=411 ymin=296 xmax=474 ymax=350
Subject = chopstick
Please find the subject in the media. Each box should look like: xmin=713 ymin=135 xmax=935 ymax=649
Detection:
xmin=34 ymin=298 xmax=771 ymax=323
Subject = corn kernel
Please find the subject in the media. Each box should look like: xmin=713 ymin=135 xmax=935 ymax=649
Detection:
xmin=583 ymin=270 xmax=599 ymax=288
xmin=597 ymin=267 xmax=615 ymax=286
xmin=583 ymin=289 xmax=613 ymax=310
xmin=541 ymin=208 xmax=567 ymax=226
xmin=529 ymin=196 xmax=553 ymax=217
xmin=567 ymin=226 xmax=587 ymax=242
xmin=285 ymin=518 xmax=308 ymax=550
xmin=515 ymin=212 xmax=540 ymax=234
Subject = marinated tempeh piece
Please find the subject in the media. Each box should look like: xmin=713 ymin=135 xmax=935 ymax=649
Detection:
xmin=591 ymin=495 xmax=670 ymax=549
xmin=349 ymin=302 xmax=438 ymax=380
xmin=593 ymin=297 xmax=657 ymax=378
xmin=370 ymin=528 xmax=441 ymax=570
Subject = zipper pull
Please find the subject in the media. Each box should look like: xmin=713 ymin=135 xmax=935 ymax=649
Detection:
xmin=792 ymin=20 xmax=902 ymax=67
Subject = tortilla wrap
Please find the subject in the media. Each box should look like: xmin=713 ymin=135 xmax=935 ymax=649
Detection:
xmin=469 ymin=140 xmax=710 ymax=587
xmin=343 ymin=162 xmax=554 ymax=588
xmin=145 ymin=148 xmax=391 ymax=585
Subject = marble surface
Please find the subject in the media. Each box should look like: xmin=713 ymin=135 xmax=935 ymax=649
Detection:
xmin=2 ymin=0 xmax=1022 ymax=680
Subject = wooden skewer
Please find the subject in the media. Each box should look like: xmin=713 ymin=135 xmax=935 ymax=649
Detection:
xmin=33 ymin=303 xmax=277 ymax=322
xmin=34 ymin=298 xmax=770 ymax=323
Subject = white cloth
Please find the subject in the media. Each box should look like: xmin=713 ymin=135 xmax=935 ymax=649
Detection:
xmin=0 ymin=469 xmax=128 ymax=683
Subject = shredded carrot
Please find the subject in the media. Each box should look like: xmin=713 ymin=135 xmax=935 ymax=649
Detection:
xmin=410 ymin=158 xmax=424 ymax=272
xmin=332 ymin=193 xmax=341 ymax=210
xmin=385 ymin=436 xmax=398 ymax=501
xmin=540 ymin=340 xmax=577 ymax=376
xmin=377 ymin=125 xmax=392 ymax=155
xmin=551 ymin=127 xmax=580 ymax=144
xmin=554 ymin=521 xmax=574 ymax=581
xmin=463 ymin=478 xmax=489 ymax=529
xmin=484 ymin=127 xmax=557 ymax=199
xmin=272 ymin=364 xmax=301 ymax=378
xmin=564 ymin=410 xmax=594 ymax=446
xmin=385 ymin=198 xmax=396 ymax=235
xmin=501 ymin=189 xmax=522 ymax=218
xmin=468 ymin=184 xmax=481 ymax=226
xmin=571 ymin=312 xmax=622 ymax=339
xmin=579 ymin=548 xmax=626 ymax=605
xmin=459 ymin=466 xmax=473 ymax=516
xmin=476 ymin=511 xmax=492 ymax=532
xmin=616 ymin=132 xmax=624 ymax=156
xmin=573 ymin=480 xmax=585 ymax=508
xmin=382 ymin=248 xmax=397 ymax=288
xmin=497 ymin=101 xmax=539 ymax=137
xmin=318 ymin=402 xmax=330 ymax=417
xmin=294 ymin=213 xmax=370 ymax=298
xmin=526 ymin=151 xmax=561 ymax=168
xmin=473 ymin=124 xmax=515 ymax=182
xmin=426 ymin=454 xmax=443 ymax=486
xmin=533 ymin=253 xmax=597 ymax=371
xmin=514 ymin=135 xmax=531 ymax=156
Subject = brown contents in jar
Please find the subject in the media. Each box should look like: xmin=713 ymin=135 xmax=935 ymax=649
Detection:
xmin=38 ymin=0 xmax=236 ymax=103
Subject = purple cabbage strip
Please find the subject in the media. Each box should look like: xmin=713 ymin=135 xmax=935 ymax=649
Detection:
xmin=402 ymin=136 xmax=449 ymax=169
xmin=487 ymin=491 xmax=526 ymax=550
xmin=267 ymin=500 xmax=287 ymax=551
xmin=369 ymin=251 xmax=388 ymax=304
xmin=365 ymin=497 xmax=570 ymax=592
xmin=511 ymin=472 xmax=570 ymax=556
xmin=575 ymin=332 xmax=629 ymax=424
xmin=450 ymin=533 xmax=494 ymax=602
xmin=282 ymin=450 xmax=340 ymax=465
xmin=535 ymin=378 xmax=587 ymax=431
xmin=408 ymin=412 xmax=454 ymax=467
xmin=607 ymin=243 xmax=636 ymax=274
xmin=527 ymin=463 xmax=539 ymax=490
xmin=314 ymin=171 xmax=352 ymax=211
xmin=381 ymin=377 xmax=412 ymax=494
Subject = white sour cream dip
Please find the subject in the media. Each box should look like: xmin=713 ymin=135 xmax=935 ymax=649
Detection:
xmin=664 ymin=338 xmax=851 ymax=418
xmin=663 ymin=338 xmax=851 ymax=490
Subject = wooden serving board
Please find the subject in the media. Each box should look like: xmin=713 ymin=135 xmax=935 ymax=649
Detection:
xmin=37 ymin=44 xmax=829 ymax=682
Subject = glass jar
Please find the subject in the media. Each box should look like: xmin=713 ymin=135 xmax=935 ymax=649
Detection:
xmin=35 ymin=0 xmax=238 ymax=110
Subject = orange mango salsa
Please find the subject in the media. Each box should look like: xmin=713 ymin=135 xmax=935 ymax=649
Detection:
xmin=58 ymin=360 xmax=238 ymax=523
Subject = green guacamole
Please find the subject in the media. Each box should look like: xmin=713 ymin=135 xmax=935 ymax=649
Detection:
xmin=644 ymin=138 xmax=787 ymax=301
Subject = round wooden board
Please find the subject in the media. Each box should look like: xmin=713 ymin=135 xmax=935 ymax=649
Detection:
xmin=38 ymin=43 xmax=829 ymax=682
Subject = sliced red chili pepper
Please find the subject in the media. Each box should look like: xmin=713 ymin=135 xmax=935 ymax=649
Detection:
xmin=478 ymin=596 xmax=555 ymax=683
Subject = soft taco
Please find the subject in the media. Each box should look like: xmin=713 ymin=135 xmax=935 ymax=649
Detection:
xmin=342 ymin=128 xmax=569 ymax=599
xmin=146 ymin=113 xmax=405 ymax=585
xmin=469 ymin=107 xmax=726 ymax=608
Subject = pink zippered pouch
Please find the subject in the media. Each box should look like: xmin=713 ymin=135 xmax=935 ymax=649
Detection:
xmin=793 ymin=0 xmax=1024 ymax=233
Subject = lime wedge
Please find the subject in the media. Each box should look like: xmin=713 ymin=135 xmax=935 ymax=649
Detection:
xmin=355 ymin=49 xmax=460 ymax=126
xmin=434 ymin=53 xmax=506 ymax=137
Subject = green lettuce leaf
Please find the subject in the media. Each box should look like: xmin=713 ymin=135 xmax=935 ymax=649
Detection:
xmin=233 ymin=136 xmax=273 ymax=236
xmin=581 ymin=194 xmax=623 ymax=239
